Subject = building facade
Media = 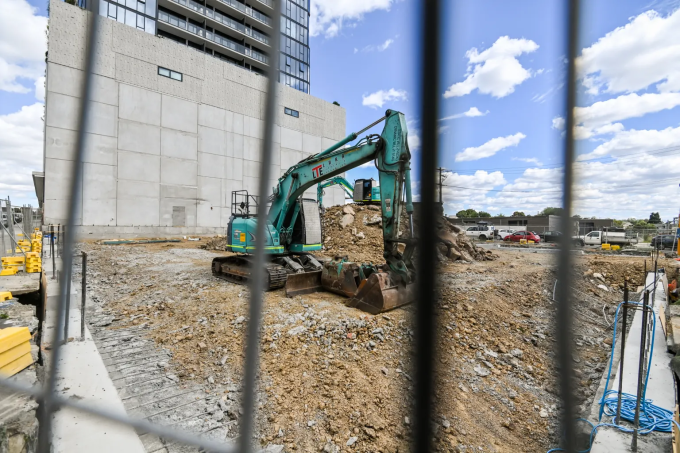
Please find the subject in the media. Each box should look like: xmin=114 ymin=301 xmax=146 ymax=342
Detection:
xmin=43 ymin=0 xmax=345 ymax=237
xmin=450 ymin=215 xmax=614 ymax=235
xmin=95 ymin=0 xmax=311 ymax=93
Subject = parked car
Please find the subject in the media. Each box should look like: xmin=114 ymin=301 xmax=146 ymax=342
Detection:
xmin=464 ymin=225 xmax=495 ymax=241
xmin=651 ymin=234 xmax=676 ymax=250
xmin=504 ymin=231 xmax=541 ymax=243
xmin=495 ymin=228 xmax=516 ymax=239
xmin=542 ymin=231 xmax=562 ymax=243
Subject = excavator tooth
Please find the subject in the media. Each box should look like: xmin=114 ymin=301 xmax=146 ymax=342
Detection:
xmin=285 ymin=271 xmax=322 ymax=297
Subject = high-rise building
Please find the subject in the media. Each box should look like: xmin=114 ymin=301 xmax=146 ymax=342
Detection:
xmin=96 ymin=0 xmax=311 ymax=93
xmin=42 ymin=0 xmax=345 ymax=236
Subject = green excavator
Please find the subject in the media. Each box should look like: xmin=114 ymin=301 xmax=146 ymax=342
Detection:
xmin=211 ymin=110 xmax=416 ymax=314
xmin=316 ymin=176 xmax=381 ymax=206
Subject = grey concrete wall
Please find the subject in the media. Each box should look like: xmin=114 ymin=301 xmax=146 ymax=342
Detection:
xmin=44 ymin=0 xmax=346 ymax=237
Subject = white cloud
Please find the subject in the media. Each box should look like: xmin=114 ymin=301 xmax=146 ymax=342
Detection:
xmin=578 ymin=125 xmax=680 ymax=160
xmin=553 ymin=92 xmax=680 ymax=139
xmin=512 ymin=157 xmax=542 ymax=166
xmin=34 ymin=76 xmax=45 ymax=101
xmin=0 ymin=0 xmax=47 ymax=93
xmin=362 ymin=88 xmax=407 ymax=109
xmin=439 ymin=107 xmax=489 ymax=121
xmin=359 ymin=37 xmax=396 ymax=53
xmin=455 ymin=132 xmax=526 ymax=162
xmin=310 ymin=0 xmax=393 ymax=38
xmin=577 ymin=9 xmax=680 ymax=94
xmin=0 ymin=103 xmax=44 ymax=204
xmin=443 ymin=36 xmax=539 ymax=99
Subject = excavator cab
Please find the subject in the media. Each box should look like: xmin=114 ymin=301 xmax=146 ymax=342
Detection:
xmin=352 ymin=179 xmax=381 ymax=203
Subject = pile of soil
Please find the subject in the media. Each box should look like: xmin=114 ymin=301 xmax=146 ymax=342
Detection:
xmin=201 ymin=235 xmax=229 ymax=251
xmin=321 ymin=204 xmax=495 ymax=264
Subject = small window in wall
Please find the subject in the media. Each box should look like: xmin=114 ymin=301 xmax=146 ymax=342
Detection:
xmin=284 ymin=107 xmax=299 ymax=118
xmin=158 ymin=66 xmax=183 ymax=81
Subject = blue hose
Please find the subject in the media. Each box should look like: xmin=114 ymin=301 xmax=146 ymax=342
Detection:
xmin=547 ymin=300 xmax=679 ymax=452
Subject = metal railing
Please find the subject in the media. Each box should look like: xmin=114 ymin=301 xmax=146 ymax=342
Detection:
xmin=0 ymin=1 xmax=594 ymax=453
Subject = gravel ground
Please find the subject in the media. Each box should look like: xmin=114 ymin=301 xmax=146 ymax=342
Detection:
xmin=70 ymin=239 xmax=666 ymax=453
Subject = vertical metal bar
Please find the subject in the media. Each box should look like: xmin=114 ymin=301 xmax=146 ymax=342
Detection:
xmin=238 ymin=1 xmax=281 ymax=451
xmin=36 ymin=1 xmax=100 ymax=450
xmin=412 ymin=0 xmax=441 ymax=452
xmin=81 ymin=252 xmax=87 ymax=341
xmin=51 ymin=225 xmax=56 ymax=280
xmin=615 ymin=282 xmax=628 ymax=424
xmin=632 ymin=292 xmax=649 ymax=452
xmin=554 ymin=0 xmax=580 ymax=451
xmin=64 ymin=271 xmax=71 ymax=342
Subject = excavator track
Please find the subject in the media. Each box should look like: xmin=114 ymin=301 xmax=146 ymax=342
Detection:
xmin=212 ymin=256 xmax=287 ymax=290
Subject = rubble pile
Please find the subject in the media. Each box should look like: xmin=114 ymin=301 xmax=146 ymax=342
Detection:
xmin=321 ymin=204 xmax=495 ymax=264
xmin=201 ymin=235 xmax=229 ymax=251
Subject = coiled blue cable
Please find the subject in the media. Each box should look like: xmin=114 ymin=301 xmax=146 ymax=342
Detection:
xmin=547 ymin=300 xmax=680 ymax=452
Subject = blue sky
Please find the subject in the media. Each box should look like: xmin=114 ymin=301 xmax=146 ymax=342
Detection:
xmin=2 ymin=0 xmax=680 ymax=220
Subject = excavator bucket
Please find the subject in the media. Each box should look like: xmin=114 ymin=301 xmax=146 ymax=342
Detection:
xmin=345 ymin=272 xmax=416 ymax=315
xmin=320 ymin=261 xmax=362 ymax=297
xmin=285 ymin=271 xmax=322 ymax=297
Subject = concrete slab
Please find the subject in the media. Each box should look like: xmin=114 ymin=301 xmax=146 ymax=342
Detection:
xmin=0 ymin=273 xmax=41 ymax=296
xmin=590 ymin=271 xmax=674 ymax=453
xmin=43 ymin=266 xmax=145 ymax=453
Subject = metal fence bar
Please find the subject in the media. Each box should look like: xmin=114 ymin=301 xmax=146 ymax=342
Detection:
xmin=239 ymin=0 xmax=281 ymax=451
xmin=35 ymin=0 xmax=102 ymax=448
xmin=413 ymin=0 xmax=442 ymax=451
xmin=554 ymin=0 xmax=581 ymax=451
xmin=81 ymin=252 xmax=87 ymax=341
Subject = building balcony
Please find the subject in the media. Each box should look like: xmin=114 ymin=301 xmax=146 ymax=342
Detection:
xmin=206 ymin=30 xmax=269 ymax=65
xmin=158 ymin=10 xmax=205 ymax=38
xmin=161 ymin=0 xmax=270 ymax=47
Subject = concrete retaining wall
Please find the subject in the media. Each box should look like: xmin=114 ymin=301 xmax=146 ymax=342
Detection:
xmin=44 ymin=0 xmax=347 ymax=236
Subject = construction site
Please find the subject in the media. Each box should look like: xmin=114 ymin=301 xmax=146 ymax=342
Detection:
xmin=0 ymin=0 xmax=679 ymax=452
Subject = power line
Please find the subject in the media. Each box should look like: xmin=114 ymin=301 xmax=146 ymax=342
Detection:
xmin=441 ymin=177 xmax=680 ymax=194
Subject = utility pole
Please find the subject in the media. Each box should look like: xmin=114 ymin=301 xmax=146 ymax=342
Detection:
xmin=437 ymin=167 xmax=444 ymax=204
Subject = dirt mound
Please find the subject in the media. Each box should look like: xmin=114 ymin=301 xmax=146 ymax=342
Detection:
xmin=321 ymin=204 xmax=495 ymax=264
xmin=200 ymin=235 xmax=229 ymax=251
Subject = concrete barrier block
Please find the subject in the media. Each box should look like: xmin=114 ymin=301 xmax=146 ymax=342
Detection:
xmin=161 ymin=128 xmax=198 ymax=160
xmin=161 ymin=156 xmax=197 ymax=185
xmin=161 ymin=95 xmax=198 ymax=133
xmin=118 ymin=120 xmax=161 ymax=155
xmin=119 ymin=84 xmax=161 ymax=126
xmin=118 ymin=151 xmax=160 ymax=182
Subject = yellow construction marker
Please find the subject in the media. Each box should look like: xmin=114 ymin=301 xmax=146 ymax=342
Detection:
xmin=602 ymin=243 xmax=611 ymax=250
xmin=0 ymin=292 xmax=12 ymax=301
xmin=0 ymin=342 xmax=30 ymax=369
xmin=0 ymin=353 xmax=34 ymax=377
xmin=611 ymin=245 xmax=620 ymax=251
xmin=0 ymin=268 xmax=17 ymax=276
xmin=0 ymin=327 xmax=31 ymax=354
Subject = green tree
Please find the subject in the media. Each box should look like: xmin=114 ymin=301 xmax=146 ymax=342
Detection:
xmin=612 ymin=220 xmax=624 ymax=228
xmin=648 ymin=212 xmax=662 ymax=224
xmin=495 ymin=213 xmax=506 ymax=217
xmin=456 ymin=209 xmax=478 ymax=218
xmin=478 ymin=211 xmax=491 ymax=218
xmin=539 ymin=207 xmax=564 ymax=216
xmin=333 ymin=101 xmax=341 ymax=106
xmin=511 ymin=211 xmax=525 ymax=217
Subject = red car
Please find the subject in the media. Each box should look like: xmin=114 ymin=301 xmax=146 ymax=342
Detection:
xmin=504 ymin=231 xmax=541 ymax=243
